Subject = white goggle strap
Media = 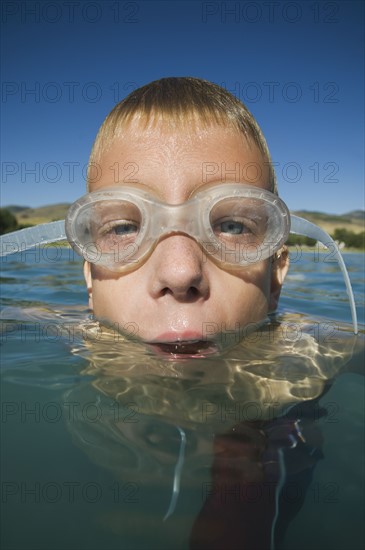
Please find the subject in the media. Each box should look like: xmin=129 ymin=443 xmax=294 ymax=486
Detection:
xmin=0 ymin=216 xmax=358 ymax=335
xmin=290 ymin=215 xmax=358 ymax=335
xmin=0 ymin=220 xmax=66 ymax=256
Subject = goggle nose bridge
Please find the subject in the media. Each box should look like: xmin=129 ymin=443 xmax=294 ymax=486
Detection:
xmin=150 ymin=200 xmax=205 ymax=239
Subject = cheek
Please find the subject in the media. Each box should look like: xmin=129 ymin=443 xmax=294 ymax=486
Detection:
xmin=213 ymin=262 xmax=273 ymax=322
xmin=89 ymin=265 xmax=146 ymax=319
xmin=228 ymin=281 xmax=270 ymax=315
xmin=89 ymin=269 xmax=127 ymax=315
xmin=93 ymin=278 xmax=124 ymax=297
xmin=224 ymin=261 xmax=272 ymax=298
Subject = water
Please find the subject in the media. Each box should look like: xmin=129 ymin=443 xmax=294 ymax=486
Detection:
xmin=1 ymin=249 xmax=364 ymax=550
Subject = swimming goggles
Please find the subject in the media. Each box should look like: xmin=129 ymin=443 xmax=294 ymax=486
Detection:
xmin=0 ymin=183 xmax=358 ymax=333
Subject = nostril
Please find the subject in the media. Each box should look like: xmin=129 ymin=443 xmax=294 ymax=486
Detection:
xmin=188 ymin=287 xmax=200 ymax=298
xmin=160 ymin=285 xmax=204 ymax=301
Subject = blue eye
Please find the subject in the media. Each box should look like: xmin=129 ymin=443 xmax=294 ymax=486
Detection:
xmin=113 ymin=222 xmax=138 ymax=235
xmin=219 ymin=220 xmax=246 ymax=234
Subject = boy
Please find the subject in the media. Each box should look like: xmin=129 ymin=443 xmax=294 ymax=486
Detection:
xmin=1 ymin=76 xmax=357 ymax=345
xmin=79 ymin=76 xmax=290 ymax=354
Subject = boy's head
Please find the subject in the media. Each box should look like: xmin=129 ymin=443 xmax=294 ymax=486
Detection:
xmin=83 ymin=77 xmax=289 ymax=353
xmin=88 ymin=77 xmax=277 ymax=193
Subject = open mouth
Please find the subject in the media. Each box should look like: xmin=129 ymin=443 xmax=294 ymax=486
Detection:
xmin=148 ymin=339 xmax=219 ymax=358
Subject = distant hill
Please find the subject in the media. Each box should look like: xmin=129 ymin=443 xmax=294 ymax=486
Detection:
xmin=3 ymin=203 xmax=365 ymax=235
xmin=291 ymin=209 xmax=364 ymax=235
xmin=8 ymin=204 xmax=70 ymax=226
xmin=5 ymin=205 xmax=31 ymax=214
xmin=344 ymin=210 xmax=365 ymax=220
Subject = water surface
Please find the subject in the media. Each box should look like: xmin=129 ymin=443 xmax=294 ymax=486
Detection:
xmin=1 ymin=250 xmax=364 ymax=550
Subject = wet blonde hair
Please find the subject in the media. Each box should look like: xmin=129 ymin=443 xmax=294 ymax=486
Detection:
xmin=88 ymin=77 xmax=277 ymax=192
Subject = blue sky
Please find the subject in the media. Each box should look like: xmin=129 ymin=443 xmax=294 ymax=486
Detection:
xmin=1 ymin=0 xmax=364 ymax=214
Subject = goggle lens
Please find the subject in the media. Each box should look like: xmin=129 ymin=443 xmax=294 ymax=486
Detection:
xmin=66 ymin=185 xmax=290 ymax=270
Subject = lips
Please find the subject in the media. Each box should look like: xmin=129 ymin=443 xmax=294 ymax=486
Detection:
xmin=146 ymin=333 xmax=219 ymax=358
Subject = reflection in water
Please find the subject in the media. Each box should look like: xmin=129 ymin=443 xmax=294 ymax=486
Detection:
xmin=72 ymin=314 xmax=356 ymax=423
xmin=53 ymin=313 xmax=359 ymax=548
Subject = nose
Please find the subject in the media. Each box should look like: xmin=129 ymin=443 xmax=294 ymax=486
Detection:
xmin=147 ymin=235 xmax=210 ymax=302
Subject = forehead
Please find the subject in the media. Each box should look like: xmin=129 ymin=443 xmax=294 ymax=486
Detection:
xmin=90 ymin=119 xmax=270 ymax=200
